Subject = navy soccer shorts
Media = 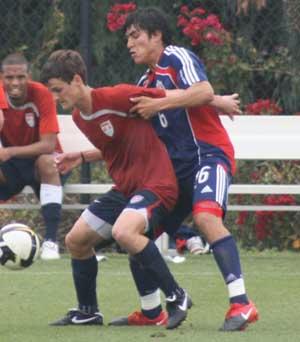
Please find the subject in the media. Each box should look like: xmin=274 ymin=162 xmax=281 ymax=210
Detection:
xmin=0 ymin=158 xmax=37 ymax=200
xmin=0 ymin=157 xmax=70 ymax=200
xmin=81 ymin=189 xmax=169 ymax=241
xmin=162 ymin=156 xmax=232 ymax=237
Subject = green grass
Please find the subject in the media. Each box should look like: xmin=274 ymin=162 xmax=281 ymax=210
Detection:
xmin=0 ymin=251 xmax=299 ymax=342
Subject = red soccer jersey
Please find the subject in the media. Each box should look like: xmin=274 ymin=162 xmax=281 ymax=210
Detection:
xmin=0 ymin=81 xmax=62 ymax=152
xmin=72 ymin=84 xmax=178 ymax=211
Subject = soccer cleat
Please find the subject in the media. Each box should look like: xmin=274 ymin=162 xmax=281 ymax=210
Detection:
xmin=220 ymin=301 xmax=259 ymax=331
xmin=186 ymin=236 xmax=210 ymax=255
xmin=175 ymin=238 xmax=187 ymax=254
xmin=109 ymin=310 xmax=168 ymax=326
xmin=109 ymin=296 xmax=193 ymax=327
xmin=165 ymin=289 xmax=189 ymax=329
xmin=40 ymin=240 xmax=60 ymax=260
xmin=49 ymin=308 xmax=103 ymax=326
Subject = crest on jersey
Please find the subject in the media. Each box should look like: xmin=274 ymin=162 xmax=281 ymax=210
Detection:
xmin=130 ymin=195 xmax=144 ymax=204
xmin=25 ymin=112 xmax=35 ymax=128
xmin=100 ymin=120 xmax=114 ymax=137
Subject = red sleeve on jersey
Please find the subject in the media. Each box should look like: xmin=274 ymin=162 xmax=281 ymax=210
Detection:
xmin=0 ymin=82 xmax=8 ymax=109
xmin=94 ymin=84 xmax=165 ymax=113
xmin=30 ymin=82 xmax=60 ymax=135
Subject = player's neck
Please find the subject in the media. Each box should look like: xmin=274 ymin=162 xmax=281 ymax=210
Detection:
xmin=148 ymin=46 xmax=165 ymax=71
xmin=76 ymin=86 xmax=93 ymax=115
xmin=9 ymin=93 xmax=27 ymax=107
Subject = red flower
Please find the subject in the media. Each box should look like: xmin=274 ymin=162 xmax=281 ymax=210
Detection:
xmin=106 ymin=2 xmax=137 ymax=32
xmin=236 ymin=212 xmax=248 ymax=225
xmin=245 ymin=99 xmax=283 ymax=115
xmin=250 ymin=171 xmax=260 ymax=181
xmin=177 ymin=5 xmax=227 ymax=47
xmin=263 ymin=195 xmax=296 ymax=205
xmin=254 ymin=212 xmax=273 ymax=240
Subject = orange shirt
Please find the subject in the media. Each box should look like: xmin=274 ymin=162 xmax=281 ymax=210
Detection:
xmin=0 ymin=81 xmax=62 ymax=152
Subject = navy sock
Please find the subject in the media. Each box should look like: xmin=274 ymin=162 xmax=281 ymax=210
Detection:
xmin=133 ymin=240 xmax=183 ymax=298
xmin=41 ymin=203 xmax=61 ymax=241
xmin=72 ymin=256 xmax=99 ymax=313
xmin=211 ymin=235 xmax=248 ymax=304
xmin=129 ymin=256 xmax=162 ymax=319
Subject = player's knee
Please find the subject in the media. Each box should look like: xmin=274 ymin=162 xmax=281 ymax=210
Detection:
xmin=112 ymin=225 xmax=131 ymax=245
xmin=65 ymin=230 xmax=89 ymax=256
xmin=194 ymin=210 xmax=229 ymax=242
xmin=194 ymin=212 xmax=217 ymax=231
xmin=35 ymin=154 xmax=58 ymax=177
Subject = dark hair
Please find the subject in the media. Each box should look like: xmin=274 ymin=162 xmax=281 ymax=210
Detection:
xmin=40 ymin=49 xmax=87 ymax=84
xmin=124 ymin=7 xmax=172 ymax=46
xmin=1 ymin=53 xmax=30 ymax=72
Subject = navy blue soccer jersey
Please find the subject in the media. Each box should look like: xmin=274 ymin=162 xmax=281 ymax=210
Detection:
xmin=138 ymin=45 xmax=235 ymax=179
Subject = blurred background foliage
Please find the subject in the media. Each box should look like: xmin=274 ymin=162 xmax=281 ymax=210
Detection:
xmin=0 ymin=0 xmax=299 ymax=114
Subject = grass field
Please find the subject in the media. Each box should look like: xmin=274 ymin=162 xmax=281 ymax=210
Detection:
xmin=0 ymin=251 xmax=299 ymax=342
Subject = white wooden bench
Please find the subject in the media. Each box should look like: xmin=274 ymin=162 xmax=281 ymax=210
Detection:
xmin=221 ymin=115 xmax=300 ymax=211
xmin=0 ymin=115 xmax=299 ymax=211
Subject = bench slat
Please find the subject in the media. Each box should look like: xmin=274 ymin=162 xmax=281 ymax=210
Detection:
xmin=1 ymin=204 xmax=299 ymax=211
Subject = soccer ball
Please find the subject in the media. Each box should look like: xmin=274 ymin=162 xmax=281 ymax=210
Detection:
xmin=0 ymin=223 xmax=40 ymax=270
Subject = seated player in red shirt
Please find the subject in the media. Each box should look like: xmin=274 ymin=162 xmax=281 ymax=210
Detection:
xmin=0 ymin=53 xmax=65 ymax=260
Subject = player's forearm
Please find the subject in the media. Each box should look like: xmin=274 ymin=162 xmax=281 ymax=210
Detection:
xmin=80 ymin=149 xmax=103 ymax=163
xmin=5 ymin=140 xmax=56 ymax=158
xmin=210 ymin=95 xmax=231 ymax=111
xmin=163 ymin=81 xmax=214 ymax=110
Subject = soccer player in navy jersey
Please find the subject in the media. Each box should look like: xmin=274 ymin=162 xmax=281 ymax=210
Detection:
xmin=109 ymin=7 xmax=258 ymax=331
xmin=40 ymin=49 xmax=190 ymax=329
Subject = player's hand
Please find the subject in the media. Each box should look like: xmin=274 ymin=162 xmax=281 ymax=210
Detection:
xmin=55 ymin=152 xmax=82 ymax=174
xmin=219 ymin=93 xmax=242 ymax=120
xmin=0 ymin=109 xmax=4 ymax=131
xmin=0 ymin=147 xmax=12 ymax=162
xmin=129 ymin=96 xmax=161 ymax=119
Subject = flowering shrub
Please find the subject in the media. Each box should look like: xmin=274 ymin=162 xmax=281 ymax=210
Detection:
xmin=231 ymin=94 xmax=299 ymax=250
xmin=177 ymin=5 xmax=227 ymax=46
xmin=106 ymin=2 xmax=136 ymax=32
xmin=233 ymin=160 xmax=300 ymax=250
xmin=245 ymin=99 xmax=283 ymax=115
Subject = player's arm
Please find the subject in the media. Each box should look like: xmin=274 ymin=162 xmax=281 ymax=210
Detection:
xmin=210 ymin=94 xmax=242 ymax=119
xmin=0 ymin=82 xmax=8 ymax=131
xmin=0 ymin=109 xmax=4 ymax=131
xmin=129 ymin=82 xmax=214 ymax=119
xmin=0 ymin=82 xmax=8 ymax=109
xmin=55 ymin=148 xmax=103 ymax=175
xmin=0 ymin=133 xmax=57 ymax=162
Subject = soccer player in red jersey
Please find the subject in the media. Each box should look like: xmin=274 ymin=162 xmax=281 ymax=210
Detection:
xmin=0 ymin=53 xmax=64 ymax=260
xmin=108 ymin=7 xmax=258 ymax=331
xmin=40 ymin=49 xmax=190 ymax=329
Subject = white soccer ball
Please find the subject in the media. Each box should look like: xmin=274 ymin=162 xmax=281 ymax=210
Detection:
xmin=0 ymin=223 xmax=40 ymax=270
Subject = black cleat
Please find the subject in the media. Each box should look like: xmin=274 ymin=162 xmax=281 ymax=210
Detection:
xmin=49 ymin=308 xmax=103 ymax=326
xmin=165 ymin=290 xmax=189 ymax=329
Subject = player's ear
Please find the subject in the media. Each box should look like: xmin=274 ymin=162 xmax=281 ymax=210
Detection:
xmin=72 ymin=74 xmax=83 ymax=85
xmin=152 ymin=30 xmax=163 ymax=42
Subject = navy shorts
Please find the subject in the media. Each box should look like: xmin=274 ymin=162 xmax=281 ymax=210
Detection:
xmin=81 ymin=189 xmax=169 ymax=240
xmin=0 ymin=157 xmax=70 ymax=200
xmin=162 ymin=156 xmax=232 ymax=237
